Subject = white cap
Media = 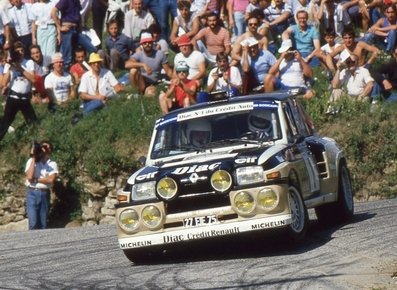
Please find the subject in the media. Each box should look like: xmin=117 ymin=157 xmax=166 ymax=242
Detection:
xmin=278 ymin=39 xmax=293 ymax=53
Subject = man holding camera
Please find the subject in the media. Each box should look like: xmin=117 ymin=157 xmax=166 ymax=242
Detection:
xmin=25 ymin=141 xmax=58 ymax=230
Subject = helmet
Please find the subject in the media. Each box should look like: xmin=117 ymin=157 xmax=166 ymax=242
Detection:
xmin=186 ymin=119 xmax=212 ymax=147
xmin=248 ymin=110 xmax=273 ymax=137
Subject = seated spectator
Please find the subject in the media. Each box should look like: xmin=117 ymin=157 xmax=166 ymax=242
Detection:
xmin=267 ymin=39 xmax=315 ymax=99
xmin=263 ymin=0 xmax=289 ymax=38
xmin=70 ymin=46 xmax=90 ymax=87
xmin=102 ymin=19 xmax=134 ymax=71
xmin=78 ymin=53 xmax=124 ymax=115
xmin=123 ymin=0 xmax=155 ymax=48
xmin=282 ymin=10 xmax=321 ymax=67
xmin=206 ymin=52 xmax=242 ymax=97
xmin=334 ymin=0 xmax=370 ymax=33
xmin=159 ymin=61 xmax=198 ymax=114
xmin=125 ymin=32 xmax=173 ymax=96
xmin=173 ymin=34 xmax=206 ymax=86
xmin=149 ymin=23 xmax=169 ymax=56
xmin=370 ymin=47 xmax=397 ymax=103
xmin=245 ymin=0 xmax=259 ymax=20
xmin=44 ymin=52 xmax=76 ymax=109
xmin=362 ymin=4 xmax=397 ymax=53
xmin=231 ymin=15 xmax=268 ymax=63
xmin=170 ymin=0 xmax=200 ymax=48
xmin=330 ymin=53 xmax=374 ymax=109
xmin=241 ymin=37 xmax=276 ymax=93
xmin=29 ymin=44 xmax=51 ymax=106
xmin=192 ymin=12 xmax=232 ymax=65
xmin=318 ymin=28 xmax=341 ymax=79
xmin=326 ymin=29 xmax=380 ymax=74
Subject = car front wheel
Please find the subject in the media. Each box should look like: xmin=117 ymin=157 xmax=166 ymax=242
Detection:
xmin=287 ymin=185 xmax=308 ymax=241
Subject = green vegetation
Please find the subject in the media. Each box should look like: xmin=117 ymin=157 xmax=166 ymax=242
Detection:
xmin=0 ymin=66 xmax=396 ymax=224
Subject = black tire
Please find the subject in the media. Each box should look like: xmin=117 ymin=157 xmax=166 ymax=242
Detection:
xmin=287 ymin=185 xmax=308 ymax=241
xmin=123 ymin=247 xmax=164 ymax=264
xmin=315 ymin=163 xmax=354 ymax=225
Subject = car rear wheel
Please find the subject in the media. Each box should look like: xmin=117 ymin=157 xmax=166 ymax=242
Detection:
xmin=315 ymin=163 xmax=354 ymax=225
xmin=287 ymin=185 xmax=308 ymax=241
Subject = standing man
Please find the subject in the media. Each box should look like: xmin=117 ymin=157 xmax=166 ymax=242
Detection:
xmin=25 ymin=141 xmax=58 ymax=230
xmin=0 ymin=41 xmax=36 ymax=142
xmin=8 ymin=0 xmax=33 ymax=57
xmin=0 ymin=4 xmax=11 ymax=50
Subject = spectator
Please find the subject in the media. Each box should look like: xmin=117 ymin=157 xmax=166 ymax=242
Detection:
xmin=173 ymin=34 xmax=206 ymax=85
xmin=318 ymin=28 xmax=341 ymax=79
xmin=190 ymin=0 xmax=210 ymax=17
xmin=125 ymin=32 xmax=173 ymax=97
xmin=362 ymin=4 xmax=397 ymax=53
xmin=91 ymin=0 xmax=108 ymax=47
xmin=330 ymin=53 xmax=374 ymax=106
xmin=282 ymin=10 xmax=321 ymax=67
xmin=170 ymin=0 xmax=200 ymax=49
xmin=70 ymin=46 xmax=89 ymax=87
xmin=123 ymin=0 xmax=155 ymax=48
xmin=207 ymin=52 xmax=242 ymax=97
xmin=45 ymin=52 xmax=76 ymax=109
xmin=8 ymin=0 xmax=33 ymax=57
xmin=263 ymin=0 xmax=289 ymax=38
xmin=245 ymin=0 xmax=259 ymax=20
xmin=31 ymin=0 xmax=57 ymax=61
xmin=159 ymin=61 xmax=198 ymax=114
xmin=25 ymin=140 xmax=58 ymax=230
xmin=326 ymin=29 xmax=380 ymax=73
xmin=0 ymin=4 xmax=11 ymax=50
xmin=192 ymin=12 xmax=232 ymax=65
xmin=231 ymin=15 xmax=268 ymax=63
xmin=149 ymin=23 xmax=169 ymax=56
xmin=78 ymin=52 xmax=124 ymax=115
xmin=102 ymin=19 xmax=134 ymax=71
xmin=227 ymin=0 xmax=249 ymax=39
xmin=314 ymin=0 xmax=337 ymax=35
xmin=29 ymin=44 xmax=51 ymax=106
xmin=146 ymin=0 xmax=177 ymax=41
xmin=0 ymin=42 xmax=36 ymax=142
xmin=370 ymin=47 xmax=397 ymax=103
xmin=267 ymin=39 xmax=315 ymax=99
xmin=241 ymin=37 xmax=276 ymax=93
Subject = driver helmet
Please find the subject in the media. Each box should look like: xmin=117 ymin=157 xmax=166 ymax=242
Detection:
xmin=248 ymin=110 xmax=273 ymax=136
xmin=186 ymin=119 xmax=212 ymax=147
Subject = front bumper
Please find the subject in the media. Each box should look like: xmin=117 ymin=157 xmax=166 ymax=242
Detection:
xmin=118 ymin=213 xmax=292 ymax=249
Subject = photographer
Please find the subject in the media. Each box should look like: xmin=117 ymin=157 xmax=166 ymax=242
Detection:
xmin=25 ymin=141 xmax=58 ymax=230
xmin=0 ymin=41 xmax=36 ymax=142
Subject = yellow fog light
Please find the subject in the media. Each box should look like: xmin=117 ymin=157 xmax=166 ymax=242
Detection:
xmin=119 ymin=209 xmax=139 ymax=231
xmin=156 ymin=177 xmax=177 ymax=200
xmin=142 ymin=205 xmax=162 ymax=229
xmin=234 ymin=191 xmax=255 ymax=214
xmin=211 ymin=170 xmax=232 ymax=192
xmin=257 ymin=188 xmax=279 ymax=211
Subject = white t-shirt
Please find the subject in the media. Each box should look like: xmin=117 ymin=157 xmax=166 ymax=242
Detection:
xmin=4 ymin=59 xmax=35 ymax=94
xmin=78 ymin=69 xmax=119 ymax=98
xmin=321 ymin=43 xmax=341 ymax=61
xmin=207 ymin=66 xmax=242 ymax=91
xmin=24 ymin=158 xmax=59 ymax=190
xmin=339 ymin=67 xmax=374 ymax=97
xmin=45 ymin=71 xmax=73 ymax=103
xmin=174 ymin=50 xmax=205 ymax=80
xmin=279 ymin=59 xmax=306 ymax=88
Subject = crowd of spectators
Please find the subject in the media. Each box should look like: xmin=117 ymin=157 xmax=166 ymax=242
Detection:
xmin=1 ymin=0 xmax=397 ymax=140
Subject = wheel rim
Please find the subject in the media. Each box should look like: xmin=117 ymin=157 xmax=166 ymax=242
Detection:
xmin=341 ymin=166 xmax=353 ymax=211
xmin=289 ymin=187 xmax=304 ymax=233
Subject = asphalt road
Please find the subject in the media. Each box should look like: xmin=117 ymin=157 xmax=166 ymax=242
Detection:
xmin=0 ymin=199 xmax=396 ymax=290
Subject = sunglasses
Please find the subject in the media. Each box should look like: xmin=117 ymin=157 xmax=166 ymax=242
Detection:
xmin=177 ymin=70 xmax=188 ymax=74
xmin=248 ymin=22 xmax=258 ymax=27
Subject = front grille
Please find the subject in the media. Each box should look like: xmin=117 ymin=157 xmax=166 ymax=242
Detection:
xmin=165 ymin=192 xmax=231 ymax=214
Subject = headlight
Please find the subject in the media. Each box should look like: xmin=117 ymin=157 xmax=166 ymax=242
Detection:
xmin=236 ymin=166 xmax=264 ymax=185
xmin=141 ymin=205 xmax=163 ymax=229
xmin=119 ymin=209 xmax=139 ymax=231
xmin=234 ymin=191 xmax=255 ymax=214
xmin=257 ymin=188 xmax=279 ymax=211
xmin=132 ymin=181 xmax=156 ymax=201
xmin=211 ymin=170 xmax=232 ymax=192
xmin=156 ymin=177 xmax=177 ymax=200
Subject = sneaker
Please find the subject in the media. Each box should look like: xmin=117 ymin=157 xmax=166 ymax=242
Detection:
xmin=7 ymin=126 xmax=15 ymax=133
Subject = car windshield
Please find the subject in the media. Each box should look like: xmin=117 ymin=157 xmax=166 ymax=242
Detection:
xmin=151 ymin=102 xmax=282 ymax=159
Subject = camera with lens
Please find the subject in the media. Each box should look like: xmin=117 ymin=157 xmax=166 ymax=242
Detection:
xmin=32 ymin=141 xmax=43 ymax=160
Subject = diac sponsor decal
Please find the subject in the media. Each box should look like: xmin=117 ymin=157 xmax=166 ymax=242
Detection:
xmin=172 ymin=162 xmax=221 ymax=175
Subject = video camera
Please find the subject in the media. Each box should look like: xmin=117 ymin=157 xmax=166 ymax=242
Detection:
xmin=32 ymin=141 xmax=43 ymax=160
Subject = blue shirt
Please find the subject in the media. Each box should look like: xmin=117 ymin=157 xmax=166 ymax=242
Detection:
xmin=105 ymin=33 xmax=134 ymax=61
xmin=291 ymin=24 xmax=319 ymax=54
xmin=249 ymin=50 xmax=277 ymax=84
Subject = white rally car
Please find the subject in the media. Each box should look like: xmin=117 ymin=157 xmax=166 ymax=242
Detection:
xmin=116 ymin=90 xmax=354 ymax=263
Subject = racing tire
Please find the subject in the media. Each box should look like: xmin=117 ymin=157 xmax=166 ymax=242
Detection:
xmin=287 ymin=185 xmax=308 ymax=242
xmin=315 ymin=163 xmax=354 ymax=225
xmin=123 ymin=247 xmax=164 ymax=264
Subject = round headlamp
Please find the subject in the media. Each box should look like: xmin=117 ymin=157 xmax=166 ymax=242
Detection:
xmin=234 ymin=191 xmax=255 ymax=214
xmin=211 ymin=170 xmax=232 ymax=192
xmin=156 ymin=177 xmax=177 ymax=200
xmin=257 ymin=188 xmax=279 ymax=211
xmin=141 ymin=205 xmax=163 ymax=229
xmin=119 ymin=209 xmax=139 ymax=232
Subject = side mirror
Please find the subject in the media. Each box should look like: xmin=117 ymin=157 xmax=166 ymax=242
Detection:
xmin=138 ymin=156 xmax=146 ymax=166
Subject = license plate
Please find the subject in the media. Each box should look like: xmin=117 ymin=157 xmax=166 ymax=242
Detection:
xmin=183 ymin=215 xmax=218 ymax=227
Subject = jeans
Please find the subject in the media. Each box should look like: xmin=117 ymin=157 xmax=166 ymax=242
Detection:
xmin=372 ymin=82 xmax=397 ymax=103
xmin=362 ymin=31 xmax=397 ymax=52
xmin=233 ymin=11 xmax=246 ymax=38
xmin=26 ymin=188 xmax=50 ymax=230
xmin=156 ymin=0 xmax=177 ymax=41
xmin=83 ymin=100 xmax=105 ymax=115
xmin=60 ymin=28 xmax=78 ymax=67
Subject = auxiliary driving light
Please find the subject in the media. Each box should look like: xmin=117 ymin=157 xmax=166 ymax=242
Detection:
xmin=257 ymin=188 xmax=279 ymax=211
xmin=234 ymin=191 xmax=255 ymax=214
xmin=141 ymin=205 xmax=163 ymax=229
xmin=211 ymin=170 xmax=232 ymax=192
xmin=156 ymin=177 xmax=177 ymax=200
xmin=119 ymin=209 xmax=139 ymax=231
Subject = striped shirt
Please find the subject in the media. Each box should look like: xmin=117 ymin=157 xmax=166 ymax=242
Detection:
xmin=195 ymin=26 xmax=231 ymax=55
